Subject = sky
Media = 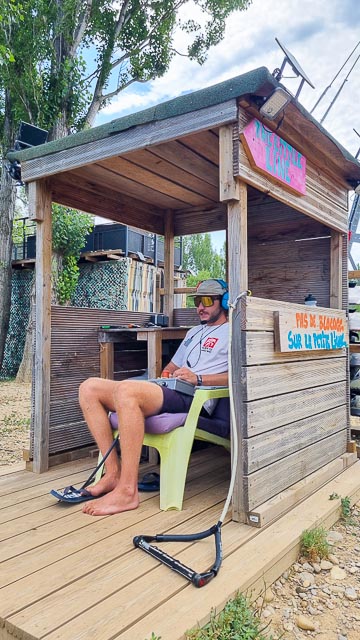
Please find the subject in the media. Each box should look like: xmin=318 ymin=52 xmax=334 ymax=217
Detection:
xmin=94 ymin=0 xmax=360 ymax=252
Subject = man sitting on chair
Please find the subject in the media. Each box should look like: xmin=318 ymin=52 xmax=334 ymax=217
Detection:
xmin=79 ymin=278 xmax=229 ymax=516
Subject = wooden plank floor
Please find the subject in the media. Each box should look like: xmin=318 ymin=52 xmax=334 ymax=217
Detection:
xmin=1 ymin=451 xmax=360 ymax=640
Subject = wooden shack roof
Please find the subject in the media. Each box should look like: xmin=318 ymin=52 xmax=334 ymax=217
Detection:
xmin=9 ymin=66 xmax=360 ymax=236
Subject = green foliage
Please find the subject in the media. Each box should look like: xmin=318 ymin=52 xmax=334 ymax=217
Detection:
xmin=182 ymin=233 xmax=226 ymax=279
xmin=185 ymin=591 xmax=273 ymax=640
xmin=52 ymin=205 xmax=93 ymax=258
xmin=340 ymin=495 xmax=356 ymax=524
xmin=300 ymin=527 xmax=329 ymax=562
xmin=144 ymin=634 xmax=161 ymax=640
xmin=55 ymin=256 xmax=79 ymax=305
xmin=52 ymin=205 xmax=93 ymax=304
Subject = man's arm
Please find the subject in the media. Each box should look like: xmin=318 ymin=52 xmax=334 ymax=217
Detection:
xmin=162 ymin=363 xmax=228 ymax=387
xmin=161 ymin=361 xmax=178 ymax=377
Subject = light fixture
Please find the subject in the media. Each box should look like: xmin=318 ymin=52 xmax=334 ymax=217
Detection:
xmin=259 ymin=87 xmax=292 ymax=121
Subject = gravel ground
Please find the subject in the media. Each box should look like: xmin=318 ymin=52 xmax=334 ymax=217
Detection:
xmin=0 ymin=380 xmax=359 ymax=639
xmin=0 ymin=379 xmax=31 ymax=466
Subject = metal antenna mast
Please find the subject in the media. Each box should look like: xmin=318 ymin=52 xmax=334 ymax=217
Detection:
xmin=311 ymin=40 xmax=360 ymax=114
xmin=320 ymin=51 xmax=360 ymax=124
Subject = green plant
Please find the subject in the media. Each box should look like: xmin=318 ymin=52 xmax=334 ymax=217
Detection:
xmin=340 ymin=496 xmax=356 ymax=525
xmin=185 ymin=591 xmax=274 ymax=639
xmin=144 ymin=634 xmax=161 ymax=640
xmin=300 ymin=527 xmax=329 ymax=562
xmin=52 ymin=205 xmax=94 ymax=304
xmin=329 ymin=492 xmax=340 ymax=500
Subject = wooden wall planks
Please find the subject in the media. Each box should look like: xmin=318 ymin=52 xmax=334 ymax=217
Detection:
xmin=239 ymin=296 xmax=348 ymax=514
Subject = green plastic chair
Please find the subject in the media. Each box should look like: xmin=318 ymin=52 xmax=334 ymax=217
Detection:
xmin=94 ymin=387 xmax=230 ymax=511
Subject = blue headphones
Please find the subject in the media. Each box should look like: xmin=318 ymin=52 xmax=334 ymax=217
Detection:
xmin=214 ymin=279 xmax=229 ymax=310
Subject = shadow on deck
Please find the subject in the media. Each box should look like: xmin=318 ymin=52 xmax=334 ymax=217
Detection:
xmin=1 ymin=449 xmax=360 ymax=640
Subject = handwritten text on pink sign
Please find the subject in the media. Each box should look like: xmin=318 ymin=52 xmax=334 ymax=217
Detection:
xmin=242 ymin=119 xmax=306 ymax=195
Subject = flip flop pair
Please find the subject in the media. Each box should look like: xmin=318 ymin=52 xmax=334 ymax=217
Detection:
xmin=51 ymin=471 xmax=160 ymax=503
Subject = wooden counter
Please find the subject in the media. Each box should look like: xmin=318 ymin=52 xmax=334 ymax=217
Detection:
xmin=98 ymin=326 xmax=189 ymax=379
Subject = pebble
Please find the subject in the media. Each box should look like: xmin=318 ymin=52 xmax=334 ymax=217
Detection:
xmin=320 ymin=560 xmax=333 ymax=570
xmin=299 ymin=571 xmax=316 ymax=586
xmin=295 ymin=614 xmax=316 ymax=630
xmin=328 ymin=553 xmax=340 ymax=564
xmin=327 ymin=531 xmax=344 ymax=544
xmin=345 ymin=587 xmax=358 ymax=601
xmin=330 ymin=566 xmax=347 ymax=580
xmin=263 ymin=589 xmax=274 ymax=603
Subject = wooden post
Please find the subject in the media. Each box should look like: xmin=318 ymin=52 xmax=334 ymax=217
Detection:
xmin=99 ymin=343 xmax=114 ymax=380
xmin=29 ymin=180 xmax=52 ymax=473
xmin=147 ymin=331 xmax=163 ymax=378
xmin=330 ymin=230 xmax=343 ymax=309
xmin=220 ymin=124 xmax=248 ymax=522
xmin=163 ymin=210 xmax=174 ymax=326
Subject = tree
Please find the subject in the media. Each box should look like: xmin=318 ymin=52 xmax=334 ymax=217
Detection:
xmin=182 ymin=232 xmax=226 ymax=278
xmin=0 ymin=0 xmax=251 ymax=369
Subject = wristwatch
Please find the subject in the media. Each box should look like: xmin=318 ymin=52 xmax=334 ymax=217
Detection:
xmin=197 ymin=374 xmax=203 ymax=386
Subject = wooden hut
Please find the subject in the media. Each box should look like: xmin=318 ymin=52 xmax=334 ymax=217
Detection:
xmin=9 ymin=66 xmax=360 ymax=525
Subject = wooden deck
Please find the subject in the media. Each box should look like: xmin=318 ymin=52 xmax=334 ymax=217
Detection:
xmin=1 ymin=450 xmax=360 ymax=640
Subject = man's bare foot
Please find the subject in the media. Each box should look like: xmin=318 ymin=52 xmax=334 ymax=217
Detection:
xmin=82 ymin=487 xmax=139 ymax=516
xmin=84 ymin=472 xmax=120 ymax=497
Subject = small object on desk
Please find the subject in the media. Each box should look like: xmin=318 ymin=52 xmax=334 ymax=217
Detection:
xmin=150 ymin=313 xmax=169 ymax=327
xmin=101 ymin=325 xmax=119 ymax=329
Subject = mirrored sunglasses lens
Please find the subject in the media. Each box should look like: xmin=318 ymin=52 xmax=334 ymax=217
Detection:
xmin=194 ymin=296 xmax=214 ymax=307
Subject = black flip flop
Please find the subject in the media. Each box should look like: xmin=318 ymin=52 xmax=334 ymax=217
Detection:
xmin=138 ymin=472 xmax=160 ymax=492
xmin=50 ymin=486 xmax=97 ymax=503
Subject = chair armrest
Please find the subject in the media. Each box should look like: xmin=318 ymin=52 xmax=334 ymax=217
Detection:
xmin=184 ymin=387 xmax=229 ymax=424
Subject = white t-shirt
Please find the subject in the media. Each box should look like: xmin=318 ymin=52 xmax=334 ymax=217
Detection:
xmin=172 ymin=322 xmax=229 ymax=374
xmin=171 ymin=322 xmax=229 ymax=414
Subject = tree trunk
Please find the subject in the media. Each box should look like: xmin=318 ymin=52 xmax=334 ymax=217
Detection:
xmin=0 ymin=91 xmax=16 ymax=369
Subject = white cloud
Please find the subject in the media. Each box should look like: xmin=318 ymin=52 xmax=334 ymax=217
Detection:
xmin=97 ymin=0 xmax=360 ymax=156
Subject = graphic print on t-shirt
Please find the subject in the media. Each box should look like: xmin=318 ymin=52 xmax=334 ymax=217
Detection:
xmin=202 ymin=337 xmax=219 ymax=351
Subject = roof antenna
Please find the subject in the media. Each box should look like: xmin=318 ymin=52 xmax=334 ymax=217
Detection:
xmin=354 ymin=129 xmax=360 ymax=160
xmin=272 ymin=37 xmax=315 ymax=99
xmin=311 ymin=40 xmax=360 ymax=114
xmin=319 ymin=52 xmax=360 ymax=124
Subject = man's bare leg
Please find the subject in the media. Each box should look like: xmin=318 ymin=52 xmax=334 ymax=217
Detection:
xmin=79 ymin=377 xmax=121 ymax=497
xmin=81 ymin=379 xmax=164 ymax=516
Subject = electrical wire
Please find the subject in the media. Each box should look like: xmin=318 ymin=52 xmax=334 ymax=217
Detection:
xmin=219 ymin=290 xmax=249 ymax=524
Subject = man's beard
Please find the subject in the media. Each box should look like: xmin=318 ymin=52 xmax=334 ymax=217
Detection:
xmin=201 ymin=307 xmax=223 ymax=325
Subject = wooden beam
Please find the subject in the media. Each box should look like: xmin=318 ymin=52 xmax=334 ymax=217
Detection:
xmin=219 ymin=125 xmax=239 ymax=201
xmin=163 ymin=211 xmax=174 ymax=326
xmin=21 ymin=100 xmax=237 ymax=182
xmin=29 ymin=180 xmax=52 ymax=473
xmin=330 ymin=230 xmax=343 ymax=308
xmin=228 ymin=181 xmax=248 ymax=293
xmin=226 ymin=179 xmax=248 ymax=522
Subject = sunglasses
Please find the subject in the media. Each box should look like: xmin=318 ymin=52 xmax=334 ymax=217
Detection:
xmin=194 ymin=296 xmax=219 ymax=308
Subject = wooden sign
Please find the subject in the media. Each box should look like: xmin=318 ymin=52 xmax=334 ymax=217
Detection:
xmin=274 ymin=309 xmax=348 ymax=352
xmin=241 ymin=118 xmax=306 ymax=196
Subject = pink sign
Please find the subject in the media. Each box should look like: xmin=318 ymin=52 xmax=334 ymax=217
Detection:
xmin=241 ymin=118 xmax=306 ymax=195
